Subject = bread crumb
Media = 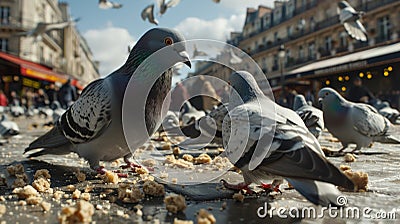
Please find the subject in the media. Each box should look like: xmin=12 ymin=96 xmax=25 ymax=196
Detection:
xmin=233 ymin=192 xmax=244 ymax=202
xmin=197 ymin=209 xmax=216 ymax=224
xmin=344 ymin=153 xmax=356 ymax=162
xmin=173 ymin=218 xmax=193 ymax=224
xmin=7 ymin=164 xmax=24 ymax=176
xmin=143 ymin=180 xmax=165 ymax=197
xmin=182 ymin=154 xmax=193 ymax=162
xmin=75 ymin=171 xmax=86 ymax=182
xmin=18 ymin=200 xmax=27 ymax=206
xmin=40 ymin=201 xmax=51 ymax=212
xmin=343 ymin=170 xmax=368 ymax=191
xmin=221 ymin=202 xmax=227 ymax=210
xmin=101 ymin=171 xmax=119 ymax=184
xmin=164 ymin=194 xmax=186 ymax=213
xmin=0 ymin=196 xmax=5 ymax=202
xmin=162 ymin=143 xmax=172 ymax=150
xmin=194 ymin=153 xmax=212 ymax=164
xmin=118 ymin=183 xmax=144 ymax=203
xmin=32 ymin=178 xmax=51 ymax=193
xmin=84 ymin=185 xmax=93 ymax=193
xmin=34 ymin=169 xmax=51 ymax=180
xmin=12 ymin=185 xmax=39 ymax=199
xmin=66 ymin=185 xmax=76 ymax=192
xmin=135 ymin=167 xmax=148 ymax=175
xmin=53 ymin=191 xmax=64 ymax=200
xmin=165 ymin=155 xmax=176 ymax=164
xmin=141 ymin=159 xmax=156 ymax=167
xmin=26 ymin=196 xmax=43 ymax=205
xmin=72 ymin=189 xmax=81 ymax=199
xmin=58 ymin=200 xmax=94 ymax=224
xmin=172 ymin=147 xmax=181 ymax=155
xmin=81 ymin=193 xmax=91 ymax=201
xmin=12 ymin=176 xmax=27 ymax=188
xmin=339 ymin=165 xmax=351 ymax=171
xmin=211 ymin=156 xmax=232 ymax=170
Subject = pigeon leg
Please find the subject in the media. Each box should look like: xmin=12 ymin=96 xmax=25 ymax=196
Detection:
xmin=220 ymin=179 xmax=253 ymax=194
xmin=350 ymin=145 xmax=362 ymax=153
xmin=258 ymin=179 xmax=283 ymax=194
xmin=120 ymin=154 xmax=142 ymax=169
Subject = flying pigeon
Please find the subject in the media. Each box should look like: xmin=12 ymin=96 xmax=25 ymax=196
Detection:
xmin=15 ymin=18 xmax=80 ymax=41
xmin=337 ymin=0 xmax=367 ymax=41
xmin=179 ymin=101 xmax=206 ymax=126
xmin=158 ymin=0 xmax=181 ymax=15
xmin=0 ymin=114 xmax=19 ymax=138
xmin=318 ymin=87 xmax=400 ymax=152
xmin=293 ymin=94 xmax=324 ymax=138
xmin=98 ymin=0 xmax=122 ymax=9
xmin=222 ymin=71 xmax=355 ymax=206
xmin=141 ymin=4 xmax=159 ymax=25
xmin=24 ymin=28 xmax=191 ymax=174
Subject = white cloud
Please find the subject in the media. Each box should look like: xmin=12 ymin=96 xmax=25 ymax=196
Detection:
xmin=83 ymin=24 xmax=136 ymax=77
xmin=174 ymin=14 xmax=245 ymax=41
xmin=220 ymin=0 xmax=275 ymax=13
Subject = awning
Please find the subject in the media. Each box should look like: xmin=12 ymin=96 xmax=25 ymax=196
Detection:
xmin=0 ymin=52 xmax=83 ymax=89
xmin=286 ymin=42 xmax=400 ymax=79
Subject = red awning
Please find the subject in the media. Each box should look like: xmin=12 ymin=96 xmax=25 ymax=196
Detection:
xmin=0 ymin=52 xmax=83 ymax=89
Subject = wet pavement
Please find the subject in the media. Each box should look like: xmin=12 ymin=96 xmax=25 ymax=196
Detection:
xmin=0 ymin=115 xmax=400 ymax=223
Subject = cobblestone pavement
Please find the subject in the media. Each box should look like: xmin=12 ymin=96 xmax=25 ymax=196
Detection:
xmin=0 ymin=115 xmax=399 ymax=223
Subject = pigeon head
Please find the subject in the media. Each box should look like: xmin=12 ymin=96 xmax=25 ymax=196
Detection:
xmin=318 ymin=87 xmax=346 ymax=108
xmin=293 ymin=94 xmax=307 ymax=111
xmin=123 ymin=28 xmax=191 ymax=74
xmin=229 ymin=71 xmax=264 ymax=103
xmin=338 ymin=1 xmax=351 ymax=9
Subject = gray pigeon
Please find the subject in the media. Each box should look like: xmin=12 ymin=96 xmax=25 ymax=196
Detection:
xmin=293 ymin=94 xmax=324 ymax=138
xmin=370 ymin=99 xmax=400 ymax=124
xmin=222 ymin=71 xmax=354 ymax=206
xmin=0 ymin=114 xmax=19 ymax=138
xmin=141 ymin=4 xmax=159 ymax=25
xmin=318 ymin=87 xmax=400 ymax=152
xmin=179 ymin=101 xmax=206 ymax=126
xmin=24 ymin=28 xmax=191 ymax=173
xmin=338 ymin=0 xmax=367 ymax=42
xmin=158 ymin=0 xmax=181 ymax=15
xmin=10 ymin=106 xmax=25 ymax=117
xmin=98 ymin=0 xmax=122 ymax=9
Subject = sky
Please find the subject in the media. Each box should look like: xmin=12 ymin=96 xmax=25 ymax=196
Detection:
xmin=61 ymin=0 xmax=275 ymax=77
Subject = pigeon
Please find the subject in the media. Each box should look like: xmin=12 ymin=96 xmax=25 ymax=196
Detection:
xmin=38 ymin=107 xmax=54 ymax=118
xmin=318 ymin=87 xmax=400 ymax=152
xmin=0 ymin=114 xmax=19 ymax=138
xmin=15 ymin=18 xmax=80 ymax=42
xmin=293 ymin=94 xmax=324 ymax=138
xmin=24 ymin=28 xmax=191 ymax=173
xmin=179 ymin=101 xmax=206 ymax=126
xmin=160 ymin=111 xmax=180 ymax=130
xmin=337 ymin=0 xmax=367 ymax=42
xmin=50 ymin=101 xmax=66 ymax=124
xmin=10 ymin=105 xmax=25 ymax=117
xmin=98 ymin=0 xmax=122 ymax=9
xmin=370 ymin=99 xmax=400 ymax=124
xmin=141 ymin=4 xmax=159 ymax=25
xmin=158 ymin=0 xmax=181 ymax=15
xmin=222 ymin=71 xmax=355 ymax=206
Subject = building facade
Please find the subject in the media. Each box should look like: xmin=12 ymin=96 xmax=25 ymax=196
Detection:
xmin=0 ymin=0 xmax=99 ymax=94
xmin=193 ymin=0 xmax=400 ymax=108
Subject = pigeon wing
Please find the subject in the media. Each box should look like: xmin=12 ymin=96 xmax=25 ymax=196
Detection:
xmin=351 ymin=103 xmax=388 ymax=137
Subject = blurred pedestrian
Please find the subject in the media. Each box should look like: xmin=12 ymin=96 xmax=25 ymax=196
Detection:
xmin=46 ymin=83 xmax=58 ymax=103
xmin=34 ymin=89 xmax=49 ymax=108
xmin=0 ymin=90 xmax=8 ymax=106
xmin=59 ymin=79 xmax=77 ymax=109
xmin=347 ymin=77 xmax=374 ymax=103
xmin=201 ymin=81 xmax=220 ymax=111
xmin=9 ymin=91 xmax=20 ymax=106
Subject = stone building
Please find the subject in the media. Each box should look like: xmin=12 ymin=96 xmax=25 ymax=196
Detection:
xmin=0 ymin=0 xmax=99 ymax=95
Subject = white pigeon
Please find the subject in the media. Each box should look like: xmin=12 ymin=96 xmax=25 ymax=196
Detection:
xmin=0 ymin=114 xmax=19 ymax=138
xmin=160 ymin=111 xmax=180 ymax=130
xmin=337 ymin=0 xmax=367 ymax=42
xmin=98 ymin=0 xmax=122 ymax=9
xmin=179 ymin=101 xmax=206 ymax=126
xmin=318 ymin=87 xmax=400 ymax=152
xmin=158 ymin=0 xmax=181 ymax=15
xmin=25 ymin=28 xmax=191 ymax=173
xmin=10 ymin=106 xmax=25 ymax=118
xmin=141 ymin=4 xmax=159 ymax=25
xmin=50 ymin=101 xmax=66 ymax=124
xmin=222 ymin=71 xmax=355 ymax=206
xmin=15 ymin=18 xmax=80 ymax=42
xmin=293 ymin=94 xmax=324 ymax=139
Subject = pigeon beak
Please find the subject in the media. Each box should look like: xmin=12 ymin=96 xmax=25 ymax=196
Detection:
xmin=318 ymin=98 xmax=323 ymax=105
xmin=179 ymin=51 xmax=191 ymax=68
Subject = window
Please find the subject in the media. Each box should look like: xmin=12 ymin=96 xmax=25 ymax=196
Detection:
xmin=299 ymin=45 xmax=304 ymax=59
xmin=287 ymin=26 xmax=293 ymax=38
xmin=0 ymin=6 xmax=10 ymax=24
xmin=308 ymin=42 xmax=315 ymax=59
xmin=339 ymin=32 xmax=347 ymax=47
xmin=325 ymin=36 xmax=332 ymax=51
xmin=378 ymin=15 xmax=391 ymax=41
xmin=0 ymin=38 xmax=8 ymax=52
xmin=274 ymin=32 xmax=278 ymax=42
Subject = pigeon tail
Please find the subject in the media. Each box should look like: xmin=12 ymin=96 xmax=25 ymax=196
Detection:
xmin=24 ymin=123 xmax=70 ymax=153
xmin=286 ymin=178 xmax=345 ymax=207
xmin=373 ymin=135 xmax=400 ymax=144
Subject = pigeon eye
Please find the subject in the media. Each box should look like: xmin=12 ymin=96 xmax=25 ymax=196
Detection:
xmin=325 ymin=92 xmax=329 ymax=96
xmin=164 ymin=37 xmax=173 ymax=46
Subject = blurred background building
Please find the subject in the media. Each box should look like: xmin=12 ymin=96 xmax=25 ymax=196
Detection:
xmin=192 ymin=0 xmax=400 ymax=108
xmin=0 ymin=0 xmax=100 ymax=96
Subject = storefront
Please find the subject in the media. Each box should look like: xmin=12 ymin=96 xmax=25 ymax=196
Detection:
xmin=0 ymin=52 xmax=83 ymax=95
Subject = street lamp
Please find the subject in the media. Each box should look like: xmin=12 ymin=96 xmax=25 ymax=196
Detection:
xmin=278 ymin=44 xmax=286 ymax=103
